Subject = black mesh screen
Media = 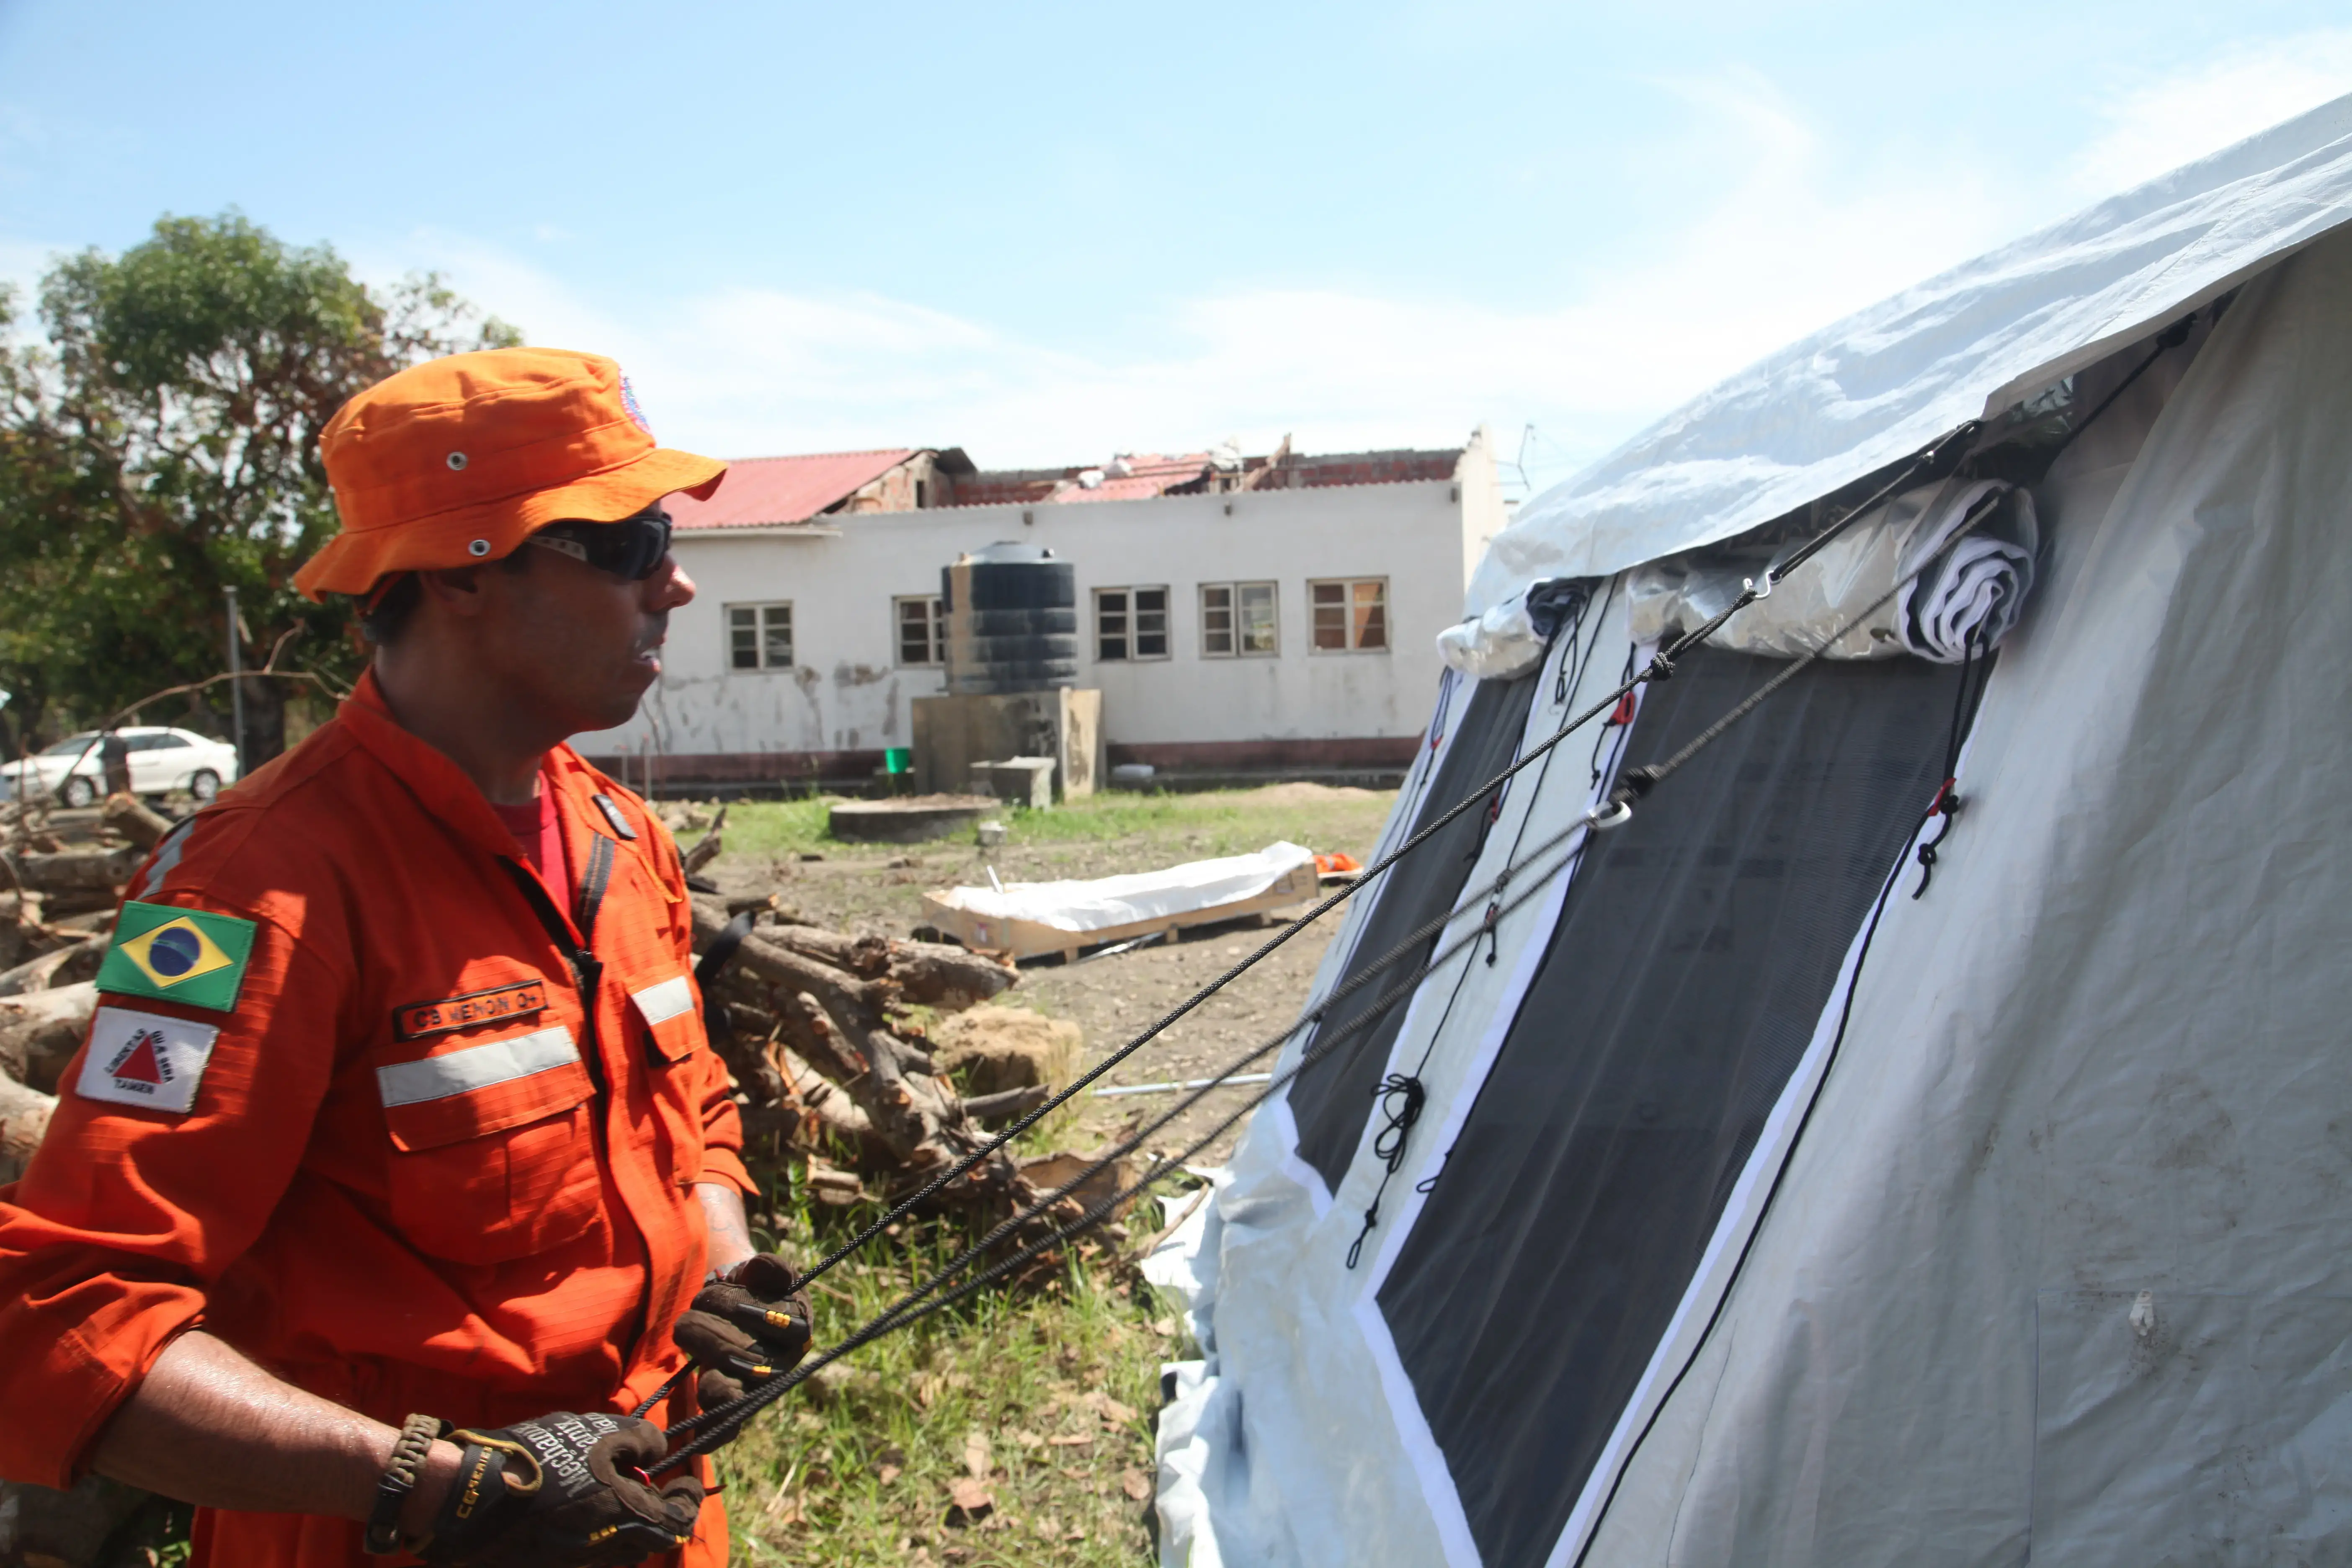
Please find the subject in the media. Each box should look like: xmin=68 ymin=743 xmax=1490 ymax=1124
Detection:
xmin=1287 ymin=670 xmax=1543 ymax=1192
xmin=1376 ymin=647 xmax=1966 ymax=1567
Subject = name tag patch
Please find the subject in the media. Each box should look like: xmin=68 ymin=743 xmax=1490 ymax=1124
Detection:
xmin=393 ymin=979 xmax=549 ymax=1042
xmin=77 ymin=1006 xmax=220 ymax=1114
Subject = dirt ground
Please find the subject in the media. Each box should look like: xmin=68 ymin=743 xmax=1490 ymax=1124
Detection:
xmin=701 ymin=783 xmax=1398 ymax=1167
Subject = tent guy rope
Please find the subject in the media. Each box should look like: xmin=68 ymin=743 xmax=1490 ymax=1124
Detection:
xmin=654 ymin=424 xmax=2014 ymax=1467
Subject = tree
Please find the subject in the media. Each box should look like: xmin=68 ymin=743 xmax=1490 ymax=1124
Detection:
xmin=0 ymin=212 xmax=519 ymax=765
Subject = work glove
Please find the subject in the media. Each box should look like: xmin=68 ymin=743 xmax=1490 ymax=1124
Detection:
xmin=672 ymin=1253 xmax=815 ymax=1418
xmin=415 ymin=1411 xmax=701 ymax=1568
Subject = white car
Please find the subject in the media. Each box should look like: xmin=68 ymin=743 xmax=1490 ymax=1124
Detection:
xmin=0 ymin=727 xmax=240 ymax=807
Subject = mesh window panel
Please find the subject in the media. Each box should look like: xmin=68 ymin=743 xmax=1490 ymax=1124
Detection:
xmin=1376 ymin=647 xmax=1967 ymax=1568
xmin=1287 ymin=668 xmax=1543 ymax=1191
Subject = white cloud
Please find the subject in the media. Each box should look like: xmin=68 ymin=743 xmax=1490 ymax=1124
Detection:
xmin=362 ymin=70 xmax=2019 ymax=490
xmin=2071 ymin=31 xmax=2352 ymax=196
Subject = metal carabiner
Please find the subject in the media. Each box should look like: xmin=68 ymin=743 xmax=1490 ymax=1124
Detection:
xmin=1587 ymin=798 xmax=1634 ymax=833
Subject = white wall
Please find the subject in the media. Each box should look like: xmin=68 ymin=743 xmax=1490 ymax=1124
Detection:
xmin=580 ymin=455 xmax=1501 ymax=765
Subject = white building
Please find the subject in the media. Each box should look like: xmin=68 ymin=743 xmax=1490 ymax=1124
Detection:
xmin=578 ymin=432 xmax=1506 ymax=791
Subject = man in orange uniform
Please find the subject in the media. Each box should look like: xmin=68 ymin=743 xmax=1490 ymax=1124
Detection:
xmin=0 ymin=349 xmax=810 ymax=1565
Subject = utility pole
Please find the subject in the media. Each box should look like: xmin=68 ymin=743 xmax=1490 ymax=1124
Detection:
xmin=224 ymin=586 xmax=245 ymax=778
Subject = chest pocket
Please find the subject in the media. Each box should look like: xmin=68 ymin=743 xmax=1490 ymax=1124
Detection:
xmin=630 ymin=974 xmax=702 ymax=1064
xmin=625 ymin=971 xmax=711 ymax=1189
xmin=378 ymin=1025 xmax=603 ymax=1266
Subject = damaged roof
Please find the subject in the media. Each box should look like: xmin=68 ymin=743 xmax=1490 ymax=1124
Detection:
xmin=672 ymin=449 xmax=921 ymax=530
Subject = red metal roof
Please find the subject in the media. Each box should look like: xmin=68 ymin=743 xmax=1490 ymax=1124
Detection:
xmin=671 ymin=450 xmax=918 ymax=530
xmin=1051 ymin=452 xmax=1216 ymax=504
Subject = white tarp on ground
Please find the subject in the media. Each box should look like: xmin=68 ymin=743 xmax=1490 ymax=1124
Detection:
xmin=1158 ymin=116 xmax=2352 ymax=1568
xmin=928 ymin=843 xmax=1312 ymax=934
xmin=1463 ymin=91 xmax=2352 ymax=615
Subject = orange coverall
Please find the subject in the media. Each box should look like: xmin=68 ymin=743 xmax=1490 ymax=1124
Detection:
xmin=0 ymin=672 xmax=748 ymax=1566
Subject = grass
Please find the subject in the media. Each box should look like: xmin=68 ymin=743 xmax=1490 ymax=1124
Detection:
xmin=718 ymin=1164 xmax=1189 ymax=1568
xmin=720 ymin=785 xmax=1389 ymax=867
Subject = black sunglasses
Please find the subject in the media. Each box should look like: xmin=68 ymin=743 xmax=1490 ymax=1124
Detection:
xmin=529 ymin=510 xmax=674 ymax=581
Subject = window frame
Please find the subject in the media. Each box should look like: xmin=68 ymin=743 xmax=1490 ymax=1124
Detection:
xmin=1200 ymin=581 xmax=1279 ymax=658
xmin=1094 ymin=584 xmax=1171 ymax=663
xmin=1309 ymin=576 xmax=1392 ymax=654
xmin=894 ymin=594 xmax=944 ymax=668
xmin=726 ymin=600 xmax=796 ymax=671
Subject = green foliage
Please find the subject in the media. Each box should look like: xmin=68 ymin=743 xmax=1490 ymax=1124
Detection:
xmin=0 ymin=212 xmax=519 ymax=758
xmin=718 ymin=1168 xmax=1180 ymax=1565
xmin=722 ymin=785 xmax=1389 ymax=862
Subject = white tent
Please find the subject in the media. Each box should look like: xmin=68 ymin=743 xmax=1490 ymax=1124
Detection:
xmin=1152 ymin=94 xmax=2352 ymax=1567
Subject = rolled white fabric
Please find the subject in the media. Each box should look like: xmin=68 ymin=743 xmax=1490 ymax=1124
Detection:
xmin=1894 ymin=480 xmax=2039 ymax=662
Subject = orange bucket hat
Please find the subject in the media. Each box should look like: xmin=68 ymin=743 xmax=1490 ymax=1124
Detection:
xmin=296 ymin=347 xmax=727 ymax=602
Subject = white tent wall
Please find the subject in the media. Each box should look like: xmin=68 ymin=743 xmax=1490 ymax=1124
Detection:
xmin=1577 ymin=206 xmax=2352 ymax=1568
xmin=1155 ymin=162 xmax=2352 ymax=1568
xmin=1154 ymin=585 xmax=1650 ymax=1568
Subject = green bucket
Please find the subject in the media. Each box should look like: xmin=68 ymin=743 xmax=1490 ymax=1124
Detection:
xmin=883 ymin=747 xmax=913 ymax=775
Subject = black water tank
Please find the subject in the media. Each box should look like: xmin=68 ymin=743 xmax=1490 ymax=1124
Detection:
xmin=941 ymin=542 xmax=1078 ymax=694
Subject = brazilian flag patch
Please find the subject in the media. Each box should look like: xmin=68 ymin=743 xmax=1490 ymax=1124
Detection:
xmin=96 ymin=901 xmax=257 ymax=1013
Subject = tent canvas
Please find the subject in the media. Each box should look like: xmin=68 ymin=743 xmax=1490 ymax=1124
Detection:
xmin=1153 ymin=93 xmax=2352 ymax=1568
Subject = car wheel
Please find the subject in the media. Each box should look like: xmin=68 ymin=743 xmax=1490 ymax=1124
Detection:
xmin=58 ymin=775 xmax=97 ymax=809
xmin=188 ymin=770 xmax=221 ymax=804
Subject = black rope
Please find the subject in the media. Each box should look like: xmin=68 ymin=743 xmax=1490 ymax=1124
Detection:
xmin=660 ymin=812 xmax=1609 ymax=1466
xmin=1345 ymin=1073 xmax=1429 ymax=1268
xmin=659 ymin=804 xmax=1612 ymax=1455
xmin=778 ymin=423 xmax=1977 ymax=1298
xmin=1913 ymin=622 xmax=1994 ymax=899
xmin=1348 ymin=612 xmax=1622 ymax=1264
xmin=660 ymin=421 xmax=1996 ymax=1464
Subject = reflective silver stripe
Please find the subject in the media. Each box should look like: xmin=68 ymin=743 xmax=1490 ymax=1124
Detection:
xmin=631 ymin=975 xmax=694 ymax=1026
xmin=129 ymin=817 xmax=198 ymax=900
xmin=377 ymin=1024 xmax=578 ymax=1108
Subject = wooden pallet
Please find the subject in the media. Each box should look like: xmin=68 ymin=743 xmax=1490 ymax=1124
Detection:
xmin=921 ymin=860 xmax=1321 ymax=963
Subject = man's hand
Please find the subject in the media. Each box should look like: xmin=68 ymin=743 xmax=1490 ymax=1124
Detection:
xmin=415 ymin=1411 xmax=700 ymax=1568
xmin=672 ymin=1254 xmax=814 ymax=1418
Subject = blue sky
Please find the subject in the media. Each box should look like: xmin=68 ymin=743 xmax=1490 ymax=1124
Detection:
xmin=3 ymin=2 xmax=2349 ymax=490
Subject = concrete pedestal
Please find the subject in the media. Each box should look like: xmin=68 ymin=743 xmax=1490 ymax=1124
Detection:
xmin=968 ymin=756 xmax=1057 ymax=810
xmin=912 ymin=689 xmax=1102 ymax=799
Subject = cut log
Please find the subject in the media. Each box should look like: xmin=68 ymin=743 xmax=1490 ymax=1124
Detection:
xmin=884 ymin=939 xmax=1016 ymax=1010
xmin=961 ymin=1083 xmax=1052 ymax=1125
xmin=0 ymin=981 xmax=95 ymax=1094
xmin=0 ymin=1473 xmax=154 ymax=1568
xmin=0 ymin=1071 xmax=55 ymax=1183
xmin=775 ymin=1044 xmax=878 ymax=1140
xmin=933 ymin=1006 xmax=1082 ymax=1096
xmin=705 ymin=1001 xmax=788 ymax=1109
xmin=763 ymin=925 xmax=892 ymax=978
xmin=12 ymin=846 xmax=141 ymax=892
xmin=100 ymin=792 xmax=175 ymax=851
xmin=0 ymin=892 xmax=30 ymax=972
xmin=691 ymin=896 xmax=1027 ymax=1210
xmin=0 ymin=935 xmax=106 ymax=999
xmin=680 ymin=805 xmax=727 ymax=877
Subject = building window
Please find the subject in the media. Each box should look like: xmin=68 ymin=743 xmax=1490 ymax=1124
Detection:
xmin=727 ymin=602 xmax=794 ymax=670
xmin=1095 ymin=586 xmax=1169 ymax=661
xmin=1310 ymin=578 xmax=1390 ymax=652
xmin=1201 ymin=582 xmax=1278 ymax=657
xmin=896 ymin=595 xmax=943 ymax=666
